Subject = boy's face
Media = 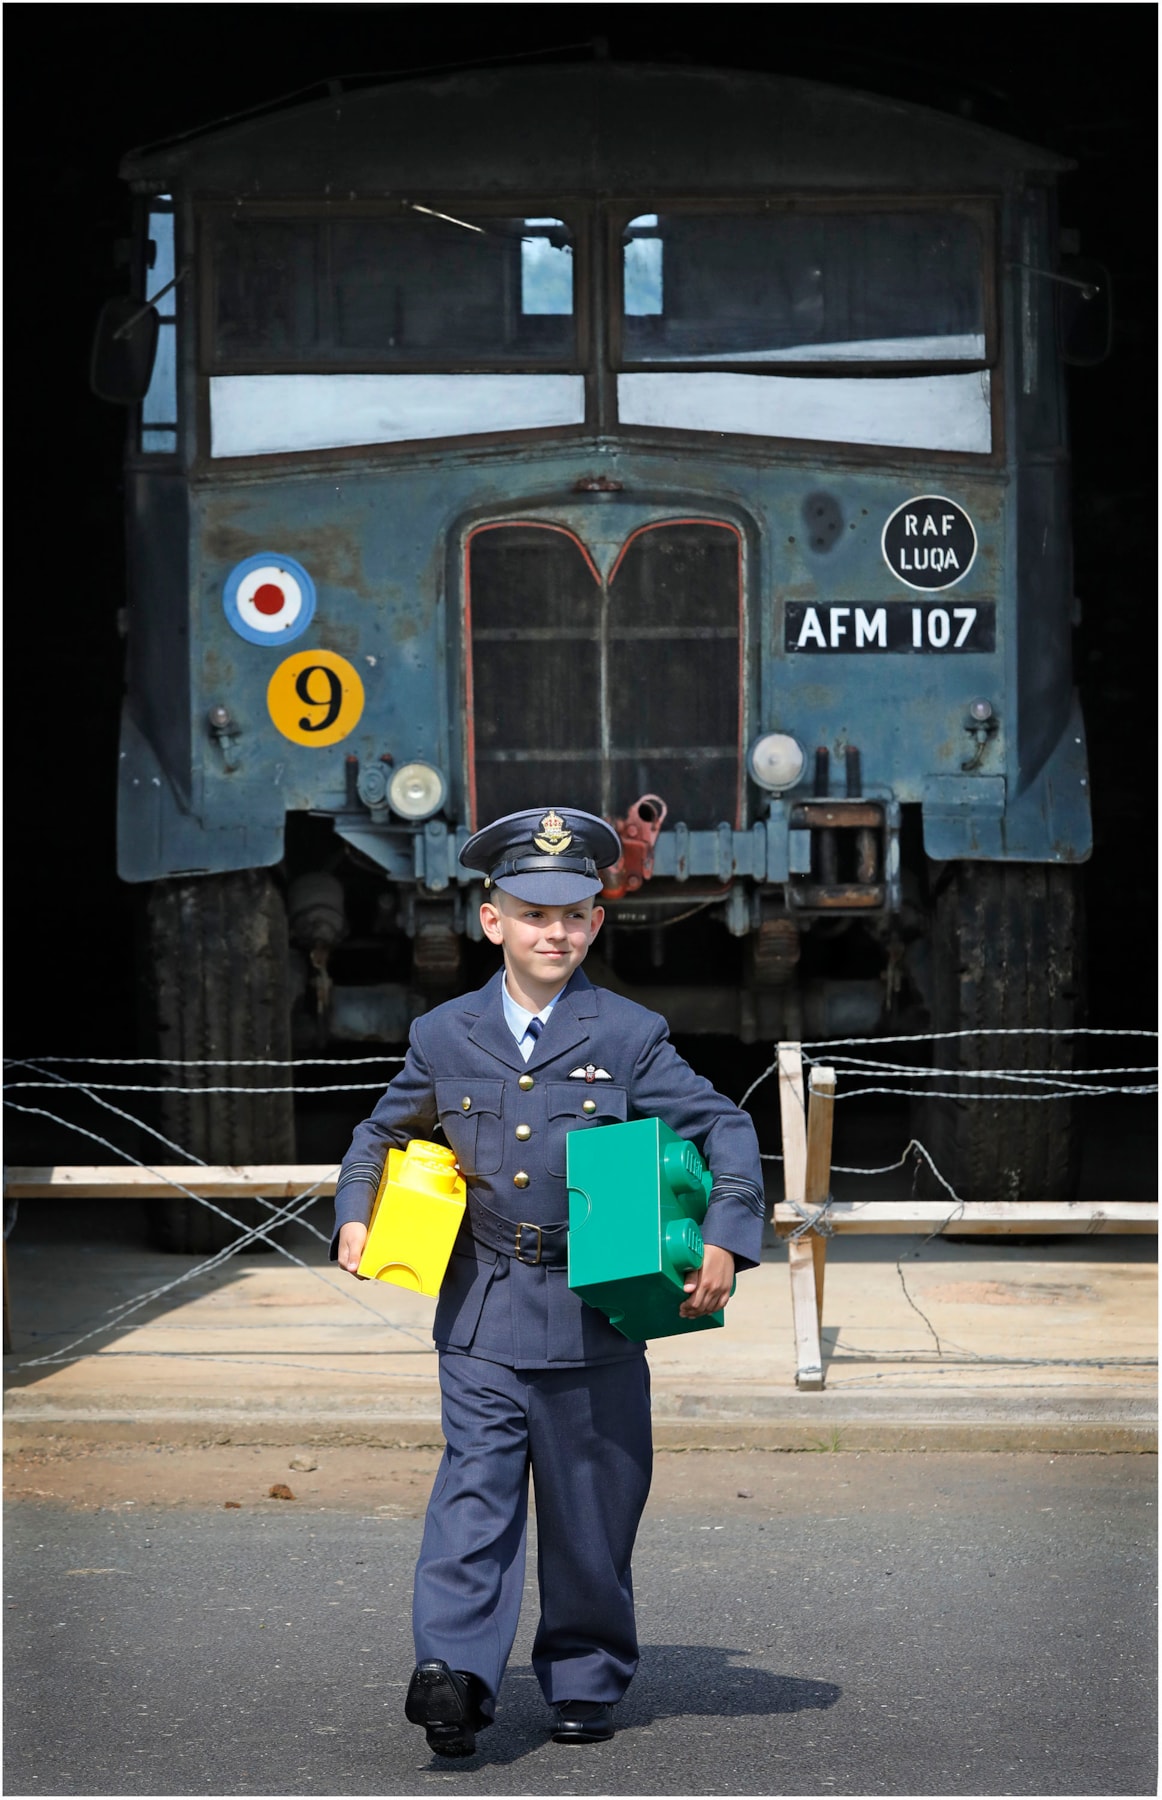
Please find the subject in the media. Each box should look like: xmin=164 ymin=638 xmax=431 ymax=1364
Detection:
xmin=479 ymin=890 xmax=604 ymax=1000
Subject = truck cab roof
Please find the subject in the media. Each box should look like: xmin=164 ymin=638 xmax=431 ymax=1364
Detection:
xmin=121 ymin=61 xmax=1072 ymax=196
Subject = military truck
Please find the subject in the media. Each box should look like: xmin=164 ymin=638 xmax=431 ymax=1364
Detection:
xmin=91 ymin=62 xmax=1106 ymax=1247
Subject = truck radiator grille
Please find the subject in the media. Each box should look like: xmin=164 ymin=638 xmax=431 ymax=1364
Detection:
xmin=466 ymin=520 xmax=743 ymax=828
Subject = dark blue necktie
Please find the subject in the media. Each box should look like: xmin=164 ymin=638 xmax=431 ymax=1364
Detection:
xmin=525 ymin=1016 xmax=543 ymax=1043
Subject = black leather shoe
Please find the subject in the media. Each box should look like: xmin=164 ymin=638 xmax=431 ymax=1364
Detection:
xmin=405 ymin=1660 xmax=485 ymax=1757
xmin=551 ymin=1700 xmax=615 ymax=1744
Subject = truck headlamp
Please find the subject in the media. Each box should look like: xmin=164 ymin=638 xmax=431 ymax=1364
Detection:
xmin=388 ymin=761 xmax=447 ymax=820
xmin=747 ymin=732 xmax=806 ymax=793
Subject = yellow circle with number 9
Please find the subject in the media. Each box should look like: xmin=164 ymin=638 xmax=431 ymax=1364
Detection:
xmin=267 ymin=649 xmax=365 ymax=746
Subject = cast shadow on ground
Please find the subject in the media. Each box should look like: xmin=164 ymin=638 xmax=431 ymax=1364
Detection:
xmin=1 ymin=1195 xmax=342 ymax=1387
xmin=424 ymin=1648 xmax=840 ymax=1769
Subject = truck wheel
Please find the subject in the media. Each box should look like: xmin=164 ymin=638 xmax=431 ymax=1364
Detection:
xmin=144 ymin=869 xmax=296 ymax=1252
xmin=918 ymin=862 xmax=1083 ymax=1205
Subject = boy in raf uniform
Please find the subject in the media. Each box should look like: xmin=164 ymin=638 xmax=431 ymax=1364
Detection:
xmin=334 ymin=807 xmax=765 ymax=1756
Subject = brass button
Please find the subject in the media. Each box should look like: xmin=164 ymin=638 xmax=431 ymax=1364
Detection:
xmin=515 ymin=1124 xmax=532 ymax=1142
xmin=582 ymin=1099 xmax=597 ymax=1115
xmin=518 ymin=1074 xmax=535 ymax=1091
xmin=513 ymin=1171 xmax=530 ymax=1189
xmin=461 ymin=1096 xmax=472 ymax=1111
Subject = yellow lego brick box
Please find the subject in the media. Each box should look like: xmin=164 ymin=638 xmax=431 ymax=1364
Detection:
xmin=356 ymin=1139 xmax=466 ymax=1295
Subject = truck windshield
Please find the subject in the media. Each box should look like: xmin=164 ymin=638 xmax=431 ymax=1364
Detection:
xmin=142 ymin=202 xmax=177 ymax=451
xmin=211 ymin=212 xmax=575 ymax=364
xmin=621 ymin=209 xmax=986 ymax=365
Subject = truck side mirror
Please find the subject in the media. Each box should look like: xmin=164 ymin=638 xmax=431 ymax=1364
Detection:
xmin=90 ymin=296 xmax=160 ymax=403
xmin=1059 ymin=258 xmax=1113 ymax=367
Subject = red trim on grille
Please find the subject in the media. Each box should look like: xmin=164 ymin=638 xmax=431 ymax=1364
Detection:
xmin=463 ymin=521 xmax=601 ymax=831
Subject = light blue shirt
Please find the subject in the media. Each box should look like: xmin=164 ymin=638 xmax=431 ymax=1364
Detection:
xmin=501 ymin=977 xmax=560 ymax=1061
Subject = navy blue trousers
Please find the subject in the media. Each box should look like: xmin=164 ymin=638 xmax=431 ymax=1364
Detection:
xmin=412 ymin=1350 xmax=653 ymax=1714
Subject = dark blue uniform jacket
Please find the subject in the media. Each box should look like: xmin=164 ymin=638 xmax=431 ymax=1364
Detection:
xmin=333 ymin=967 xmax=766 ymax=1368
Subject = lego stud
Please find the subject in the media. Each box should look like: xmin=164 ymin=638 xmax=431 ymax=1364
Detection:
xmin=663 ymin=1218 xmax=705 ymax=1274
xmin=662 ymin=1139 xmax=706 ymax=1198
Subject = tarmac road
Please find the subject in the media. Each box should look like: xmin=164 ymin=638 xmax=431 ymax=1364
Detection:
xmin=3 ymin=1451 xmax=1156 ymax=1797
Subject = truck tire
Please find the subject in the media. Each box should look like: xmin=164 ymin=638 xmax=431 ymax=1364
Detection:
xmin=918 ymin=862 xmax=1083 ymax=1205
xmin=144 ymin=869 xmax=296 ymax=1252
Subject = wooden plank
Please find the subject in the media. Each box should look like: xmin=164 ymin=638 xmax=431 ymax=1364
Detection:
xmin=773 ymin=1200 xmax=1158 ymax=1235
xmin=776 ymin=1043 xmax=808 ymax=1205
xmin=4 ymin=1176 xmax=1154 ymax=1235
xmin=803 ymin=1068 xmax=836 ymax=1337
xmin=788 ymin=1238 xmax=824 ymax=1389
xmin=3 ymin=1165 xmax=340 ymax=1200
xmin=777 ymin=1044 xmax=827 ymax=1387
xmin=810 ymin=1230 xmax=827 ymax=1336
xmin=803 ymin=1070 xmax=836 ymax=1208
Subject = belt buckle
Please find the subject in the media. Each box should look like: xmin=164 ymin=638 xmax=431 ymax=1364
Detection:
xmin=515 ymin=1222 xmax=542 ymax=1265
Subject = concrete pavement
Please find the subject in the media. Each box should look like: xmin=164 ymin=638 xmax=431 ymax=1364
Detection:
xmin=4 ymin=1202 xmax=1156 ymax=1453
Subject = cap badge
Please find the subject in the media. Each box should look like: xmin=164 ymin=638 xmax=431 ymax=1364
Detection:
xmin=533 ymin=809 xmax=573 ymax=856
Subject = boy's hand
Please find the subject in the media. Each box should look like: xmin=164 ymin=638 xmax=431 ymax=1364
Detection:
xmin=337 ymin=1222 xmax=369 ymax=1277
xmin=680 ymin=1244 xmax=735 ymax=1318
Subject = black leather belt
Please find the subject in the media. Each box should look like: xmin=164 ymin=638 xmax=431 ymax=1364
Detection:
xmin=468 ymin=1197 xmax=569 ymax=1267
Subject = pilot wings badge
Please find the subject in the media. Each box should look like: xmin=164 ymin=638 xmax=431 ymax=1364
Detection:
xmin=533 ymin=809 xmax=573 ymax=856
xmin=569 ymin=1064 xmax=612 ymax=1083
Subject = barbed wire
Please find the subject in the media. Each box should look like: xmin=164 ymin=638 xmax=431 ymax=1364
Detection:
xmin=3 ymin=1098 xmax=433 ymax=1370
xmin=3 ymin=1055 xmax=408 ymax=1067
xmin=763 ymin=1137 xmax=973 ymax=1193
xmin=5 ymin=1080 xmax=397 ymax=1095
xmin=5 ymin=1025 xmax=1156 ymax=1104
xmin=4 ymin=1028 xmax=1155 ymax=1378
xmin=735 ymin=1030 xmax=1158 ymax=1113
xmin=5 ymin=1099 xmax=328 ymax=1252
xmin=750 ymin=1040 xmax=1152 ymax=1361
xmin=7 ymin=1029 xmax=1153 ymax=1070
xmin=9 ymin=1063 xmax=212 ymax=1165
xmin=11 ymin=1073 xmax=1148 ymax=1101
xmin=818 ymin=1055 xmax=1157 ymax=1080
xmin=825 ymin=1083 xmax=1155 ymax=1100
xmin=804 ymin=1028 xmax=1158 ymax=1044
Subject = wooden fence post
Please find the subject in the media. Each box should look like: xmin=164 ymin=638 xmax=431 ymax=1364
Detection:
xmin=778 ymin=1045 xmax=837 ymax=1390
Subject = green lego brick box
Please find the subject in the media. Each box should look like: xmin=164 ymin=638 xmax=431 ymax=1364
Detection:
xmin=566 ymin=1116 xmax=730 ymax=1341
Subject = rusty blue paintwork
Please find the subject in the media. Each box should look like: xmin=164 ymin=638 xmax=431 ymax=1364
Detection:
xmin=118 ymin=448 xmax=1090 ymax=880
xmin=109 ymin=62 xmax=1092 ymax=1049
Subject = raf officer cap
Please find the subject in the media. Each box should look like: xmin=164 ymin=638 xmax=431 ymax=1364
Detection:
xmin=460 ymin=807 xmax=621 ymax=904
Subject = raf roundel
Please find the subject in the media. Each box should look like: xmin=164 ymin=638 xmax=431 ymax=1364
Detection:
xmin=223 ymin=553 xmax=316 ymax=645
